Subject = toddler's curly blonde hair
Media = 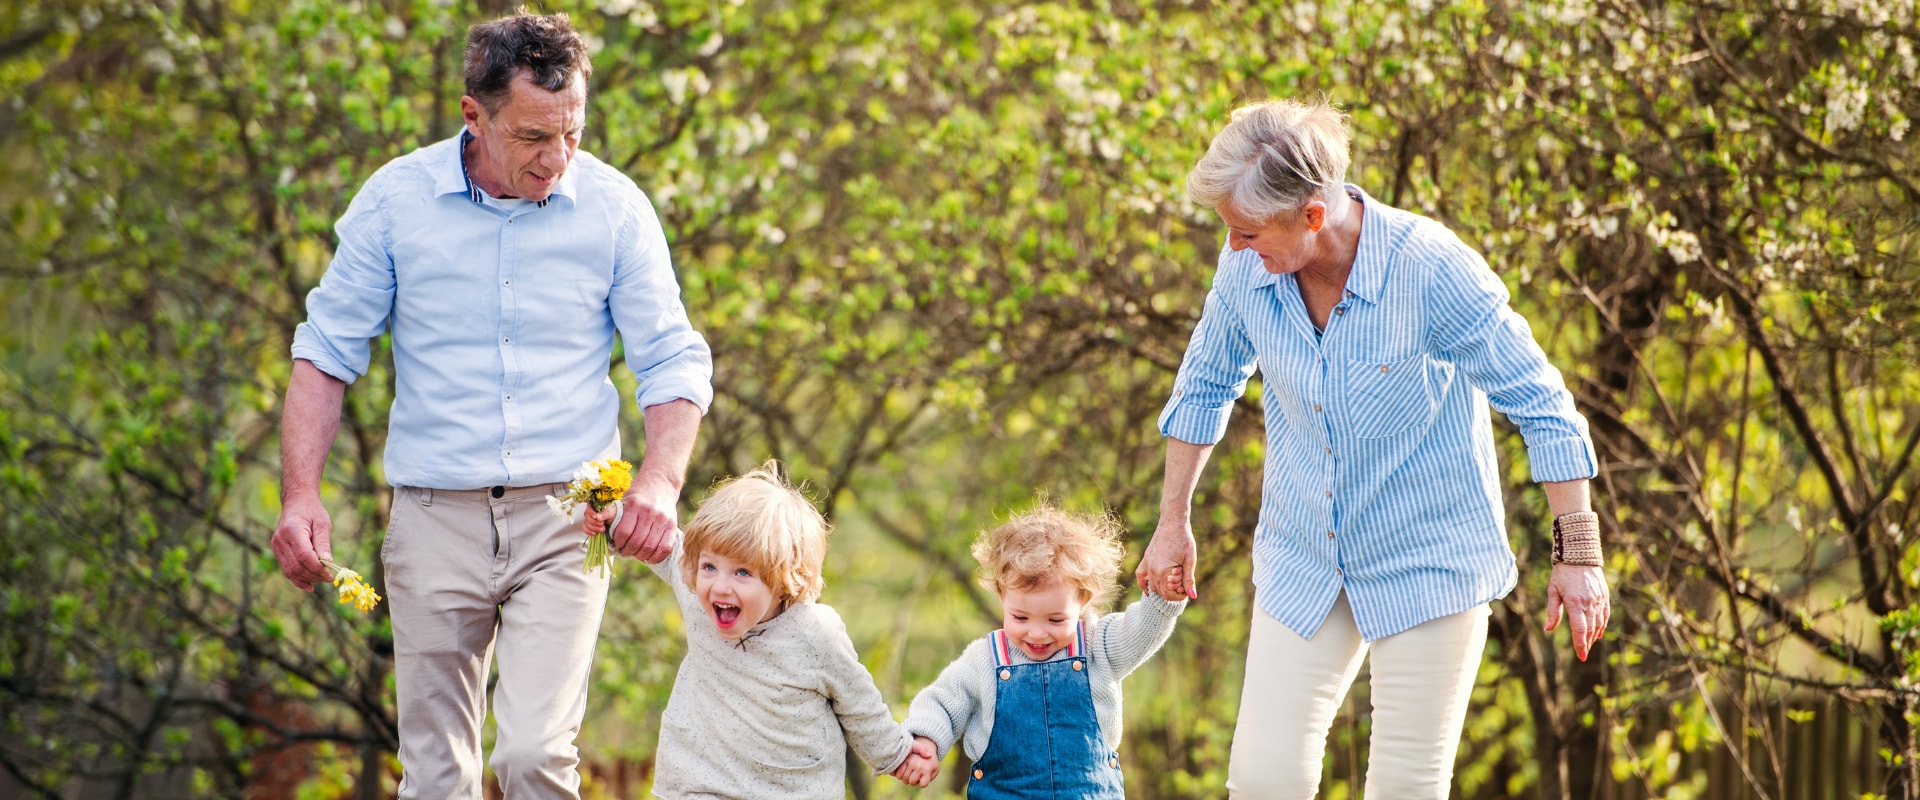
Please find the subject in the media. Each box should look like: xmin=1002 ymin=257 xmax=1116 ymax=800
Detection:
xmin=680 ymin=461 xmax=829 ymax=604
xmin=973 ymin=504 xmax=1127 ymax=611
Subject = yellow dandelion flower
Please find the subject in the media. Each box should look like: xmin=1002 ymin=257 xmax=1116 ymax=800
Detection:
xmin=550 ymin=458 xmax=635 ymax=579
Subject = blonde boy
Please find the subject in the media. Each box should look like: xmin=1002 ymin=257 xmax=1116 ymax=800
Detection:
xmin=898 ymin=505 xmax=1188 ymax=797
xmin=590 ymin=463 xmax=914 ymax=797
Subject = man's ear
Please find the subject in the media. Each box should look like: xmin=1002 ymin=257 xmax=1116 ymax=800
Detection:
xmin=459 ymin=95 xmax=485 ymax=131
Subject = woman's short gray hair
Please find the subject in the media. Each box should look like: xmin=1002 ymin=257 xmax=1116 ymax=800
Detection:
xmin=1186 ymin=99 xmax=1352 ymax=225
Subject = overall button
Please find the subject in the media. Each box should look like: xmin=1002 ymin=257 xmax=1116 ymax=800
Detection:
xmin=998 ymin=669 xmax=1010 ymax=681
xmin=1072 ymin=661 xmax=1084 ymax=671
xmin=973 ymin=769 xmax=984 ymax=780
xmin=1109 ymin=756 xmax=1120 ymax=768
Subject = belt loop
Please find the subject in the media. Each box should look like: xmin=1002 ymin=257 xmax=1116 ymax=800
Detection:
xmin=420 ymin=487 xmax=433 ymax=507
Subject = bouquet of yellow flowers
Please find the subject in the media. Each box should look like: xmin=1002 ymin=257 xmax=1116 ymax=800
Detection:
xmin=547 ymin=458 xmax=634 ymax=577
xmin=321 ymin=558 xmax=383 ymax=613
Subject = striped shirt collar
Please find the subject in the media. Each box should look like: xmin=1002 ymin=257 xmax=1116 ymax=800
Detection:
xmin=1251 ymin=184 xmax=1388 ymax=305
xmin=440 ymin=128 xmax=576 ymax=208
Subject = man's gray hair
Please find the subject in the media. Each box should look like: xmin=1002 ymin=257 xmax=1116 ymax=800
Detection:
xmin=1186 ymin=99 xmax=1352 ymax=225
xmin=464 ymin=11 xmax=592 ymax=113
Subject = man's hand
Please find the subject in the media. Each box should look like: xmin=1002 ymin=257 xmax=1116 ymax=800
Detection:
xmin=1134 ymin=519 xmax=1199 ymax=601
xmin=610 ymin=474 xmax=679 ymax=564
xmin=1544 ymin=563 xmax=1611 ymax=662
xmin=890 ymin=736 xmax=940 ymax=788
xmin=272 ymin=493 xmax=334 ymax=592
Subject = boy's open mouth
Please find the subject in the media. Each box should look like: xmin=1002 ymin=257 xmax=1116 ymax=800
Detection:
xmin=713 ymin=603 xmax=741 ymax=628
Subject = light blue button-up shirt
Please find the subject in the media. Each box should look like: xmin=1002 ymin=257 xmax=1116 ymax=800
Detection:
xmin=1159 ymin=187 xmax=1597 ymax=641
xmin=292 ymin=132 xmax=713 ymax=490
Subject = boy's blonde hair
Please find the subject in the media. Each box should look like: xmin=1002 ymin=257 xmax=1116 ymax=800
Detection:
xmin=973 ymin=504 xmax=1127 ymax=611
xmin=680 ymin=462 xmax=830 ymax=604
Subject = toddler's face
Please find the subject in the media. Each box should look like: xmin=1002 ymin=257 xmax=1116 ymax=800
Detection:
xmin=695 ymin=550 xmax=782 ymax=640
xmin=1000 ymin=580 xmax=1088 ymax=661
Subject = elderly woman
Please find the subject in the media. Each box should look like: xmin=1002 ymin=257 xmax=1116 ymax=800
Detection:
xmin=1138 ymin=99 xmax=1611 ymax=798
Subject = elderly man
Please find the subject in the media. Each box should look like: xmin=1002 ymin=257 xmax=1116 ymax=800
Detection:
xmin=270 ymin=11 xmax=711 ymax=798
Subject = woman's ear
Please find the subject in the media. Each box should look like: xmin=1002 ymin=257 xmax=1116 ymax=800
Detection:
xmin=1304 ymin=200 xmax=1329 ymax=233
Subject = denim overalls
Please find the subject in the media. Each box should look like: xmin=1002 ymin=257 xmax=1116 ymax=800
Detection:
xmin=967 ymin=623 xmax=1125 ymax=799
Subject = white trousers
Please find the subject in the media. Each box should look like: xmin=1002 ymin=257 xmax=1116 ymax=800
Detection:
xmin=1227 ymin=592 xmax=1490 ymax=799
xmin=385 ymin=484 xmax=610 ymax=799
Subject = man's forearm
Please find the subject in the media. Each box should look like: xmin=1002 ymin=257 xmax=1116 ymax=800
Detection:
xmin=636 ymin=398 xmax=702 ymax=492
xmin=1159 ymin=437 xmax=1216 ymax=526
xmin=282 ymin=359 xmax=346 ymax=500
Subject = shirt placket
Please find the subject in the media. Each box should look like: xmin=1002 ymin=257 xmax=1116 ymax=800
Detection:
xmin=498 ymin=208 xmax=526 ymax=480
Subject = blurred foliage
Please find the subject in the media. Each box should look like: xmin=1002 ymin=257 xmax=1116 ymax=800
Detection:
xmin=1 ymin=0 xmax=1917 ymax=798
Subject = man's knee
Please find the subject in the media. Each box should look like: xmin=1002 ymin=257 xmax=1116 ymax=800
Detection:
xmin=489 ymin=739 xmax=576 ymax=786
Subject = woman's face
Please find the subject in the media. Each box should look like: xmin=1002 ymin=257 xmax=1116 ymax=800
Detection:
xmin=1219 ymin=203 xmax=1323 ymax=275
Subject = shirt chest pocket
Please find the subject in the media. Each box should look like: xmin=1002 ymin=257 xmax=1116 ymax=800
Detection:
xmin=1344 ymin=353 xmax=1445 ymax=439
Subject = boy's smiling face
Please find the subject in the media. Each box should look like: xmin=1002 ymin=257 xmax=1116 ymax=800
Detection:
xmin=695 ymin=549 xmax=783 ymax=639
xmin=1000 ymin=580 xmax=1088 ymax=661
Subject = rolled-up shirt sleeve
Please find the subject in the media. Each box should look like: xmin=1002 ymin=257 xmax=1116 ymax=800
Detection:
xmin=290 ymin=172 xmax=396 ymax=384
xmin=1424 ymin=231 xmax=1598 ymax=483
xmin=1158 ymin=253 xmax=1260 ymax=446
xmin=612 ymin=193 xmax=714 ymax=414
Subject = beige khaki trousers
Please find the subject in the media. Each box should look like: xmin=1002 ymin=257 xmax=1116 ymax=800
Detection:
xmin=1227 ymin=592 xmax=1490 ymax=799
xmin=384 ymin=484 xmax=609 ymax=799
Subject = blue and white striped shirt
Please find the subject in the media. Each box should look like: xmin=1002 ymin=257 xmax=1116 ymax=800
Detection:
xmin=1158 ymin=187 xmax=1596 ymax=641
xmin=292 ymin=132 xmax=712 ymax=490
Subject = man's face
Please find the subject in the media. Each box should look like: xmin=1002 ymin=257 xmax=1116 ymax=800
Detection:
xmin=461 ymin=71 xmax=586 ymax=201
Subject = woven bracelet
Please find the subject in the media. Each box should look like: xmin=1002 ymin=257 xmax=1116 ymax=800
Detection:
xmin=1551 ymin=511 xmax=1603 ymax=567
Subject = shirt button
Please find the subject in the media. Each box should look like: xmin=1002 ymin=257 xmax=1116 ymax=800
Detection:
xmin=1325 ymin=446 xmax=1332 ymax=454
xmin=1072 ymin=661 xmax=1084 ymax=671
xmin=1327 ymin=531 xmax=1335 ymax=539
xmin=503 ymin=280 xmax=511 ymax=286
xmin=974 ymin=769 xmax=985 ymax=780
xmin=505 ymin=394 xmax=513 ymax=401
xmin=1335 ymin=307 xmax=1345 ymax=315
xmin=1380 ymin=365 xmax=1390 ymax=374
xmin=1313 ymin=404 xmax=1322 ymax=412
xmin=503 ymin=337 xmax=511 ymax=344
xmin=1325 ymin=490 xmax=1333 ymax=498
xmin=998 ymin=669 xmax=1010 ymax=681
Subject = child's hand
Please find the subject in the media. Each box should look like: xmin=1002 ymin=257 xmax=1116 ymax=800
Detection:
xmin=583 ymin=505 xmax=616 ymax=536
xmin=891 ymin=736 xmax=940 ymax=787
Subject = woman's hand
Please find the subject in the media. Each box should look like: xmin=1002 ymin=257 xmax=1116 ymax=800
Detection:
xmin=1544 ymin=563 xmax=1611 ymax=661
xmin=1135 ymin=520 xmax=1199 ymax=600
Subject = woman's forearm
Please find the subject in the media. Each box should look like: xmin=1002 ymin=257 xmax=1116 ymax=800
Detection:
xmin=1159 ymin=437 xmax=1217 ymax=527
xmin=1542 ymin=479 xmax=1592 ymax=518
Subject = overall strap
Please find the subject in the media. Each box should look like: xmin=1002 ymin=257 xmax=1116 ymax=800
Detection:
xmin=1069 ymin=620 xmax=1086 ymax=658
xmin=989 ymin=629 xmax=1012 ymax=668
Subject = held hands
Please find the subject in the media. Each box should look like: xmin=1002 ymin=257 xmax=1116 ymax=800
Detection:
xmin=582 ymin=474 xmax=678 ymax=565
xmin=271 ymin=493 xmax=334 ymax=592
xmin=1544 ymin=563 xmax=1611 ymax=662
xmin=890 ymin=736 xmax=940 ymax=788
xmin=1134 ymin=519 xmax=1199 ymax=601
